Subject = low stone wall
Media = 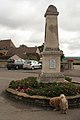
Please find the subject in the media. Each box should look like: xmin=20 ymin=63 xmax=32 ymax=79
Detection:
xmin=6 ymin=88 xmax=80 ymax=108
xmin=73 ymin=65 xmax=80 ymax=70
xmin=6 ymin=88 xmax=50 ymax=107
xmin=0 ymin=60 xmax=7 ymax=67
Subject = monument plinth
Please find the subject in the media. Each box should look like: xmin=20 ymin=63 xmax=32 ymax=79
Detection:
xmin=39 ymin=5 xmax=65 ymax=83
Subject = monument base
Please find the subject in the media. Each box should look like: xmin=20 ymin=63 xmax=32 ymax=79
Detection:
xmin=38 ymin=72 xmax=66 ymax=83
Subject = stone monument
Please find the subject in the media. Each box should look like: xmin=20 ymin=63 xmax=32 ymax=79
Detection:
xmin=39 ymin=5 xmax=64 ymax=82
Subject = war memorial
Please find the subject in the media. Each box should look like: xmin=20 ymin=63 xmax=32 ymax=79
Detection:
xmin=39 ymin=5 xmax=65 ymax=82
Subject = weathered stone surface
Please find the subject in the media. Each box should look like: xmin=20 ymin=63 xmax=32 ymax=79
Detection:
xmin=6 ymin=88 xmax=80 ymax=108
xmin=39 ymin=72 xmax=65 ymax=83
xmin=44 ymin=5 xmax=59 ymax=17
xmin=39 ymin=5 xmax=64 ymax=82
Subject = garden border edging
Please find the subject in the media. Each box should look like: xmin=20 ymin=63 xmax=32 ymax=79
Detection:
xmin=6 ymin=88 xmax=80 ymax=108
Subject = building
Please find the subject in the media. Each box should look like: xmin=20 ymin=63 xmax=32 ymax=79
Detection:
xmin=0 ymin=39 xmax=16 ymax=56
xmin=0 ymin=39 xmax=41 ymax=67
xmin=7 ymin=45 xmax=41 ymax=61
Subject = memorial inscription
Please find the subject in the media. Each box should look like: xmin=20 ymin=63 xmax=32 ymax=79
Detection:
xmin=49 ymin=59 xmax=56 ymax=69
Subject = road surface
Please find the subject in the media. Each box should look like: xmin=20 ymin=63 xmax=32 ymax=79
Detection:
xmin=0 ymin=68 xmax=80 ymax=120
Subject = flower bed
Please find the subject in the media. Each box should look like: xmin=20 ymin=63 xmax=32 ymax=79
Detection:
xmin=8 ymin=77 xmax=80 ymax=97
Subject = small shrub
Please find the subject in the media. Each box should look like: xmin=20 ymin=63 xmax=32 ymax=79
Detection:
xmin=9 ymin=80 xmax=19 ymax=89
xmin=65 ymin=76 xmax=72 ymax=82
xmin=73 ymin=63 xmax=80 ymax=65
xmin=9 ymin=77 xmax=80 ymax=97
xmin=9 ymin=77 xmax=38 ymax=89
xmin=24 ymin=77 xmax=38 ymax=88
xmin=26 ymin=82 xmax=78 ymax=97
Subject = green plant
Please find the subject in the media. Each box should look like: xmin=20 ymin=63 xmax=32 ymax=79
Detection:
xmin=65 ymin=76 xmax=72 ymax=82
xmin=9 ymin=77 xmax=38 ymax=89
xmin=9 ymin=80 xmax=19 ymax=89
xmin=24 ymin=77 xmax=38 ymax=88
xmin=9 ymin=77 xmax=80 ymax=97
xmin=26 ymin=82 xmax=78 ymax=97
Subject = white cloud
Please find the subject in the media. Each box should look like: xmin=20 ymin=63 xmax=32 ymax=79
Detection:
xmin=0 ymin=0 xmax=80 ymax=56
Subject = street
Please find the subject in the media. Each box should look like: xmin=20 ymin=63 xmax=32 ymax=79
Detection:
xmin=0 ymin=68 xmax=80 ymax=120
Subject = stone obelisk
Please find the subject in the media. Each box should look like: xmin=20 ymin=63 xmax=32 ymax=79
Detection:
xmin=39 ymin=5 xmax=64 ymax=82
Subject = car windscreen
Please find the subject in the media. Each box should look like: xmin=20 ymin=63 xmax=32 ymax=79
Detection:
xmin=7 ymin=59 xmax=15 ymax=63
xmin=25 ymin=61 xmax=31 ymax=64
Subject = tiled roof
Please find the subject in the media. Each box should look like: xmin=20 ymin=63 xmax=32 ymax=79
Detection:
xmin=0 ymin=39 xmax=16 ymax=50
xmin=0 ymin=39 xmax=40 ymax=60
xmin=7 ymin=46 xmax=38 ymax=56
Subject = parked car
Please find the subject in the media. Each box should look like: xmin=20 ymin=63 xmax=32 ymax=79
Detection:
xmin=23 ymin=60 xmax=42 ymax=70
xmin=7 ymin=59 xmax=25 ymax=70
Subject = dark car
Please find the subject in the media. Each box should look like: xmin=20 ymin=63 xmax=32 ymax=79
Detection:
xmin=7 ymin=59 xmax=25 ymax=70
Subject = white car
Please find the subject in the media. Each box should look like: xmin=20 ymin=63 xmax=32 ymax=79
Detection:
xmin=23 ymin=60 xmax=42 ymax=70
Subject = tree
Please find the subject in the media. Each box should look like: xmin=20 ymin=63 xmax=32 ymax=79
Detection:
xmin=19 ymin=44 xmax=27 ymax=47
xmin=61 ymin=52 xmax=65 ymax=61
xmin=38 ymin=43 xmax=44 ymax=53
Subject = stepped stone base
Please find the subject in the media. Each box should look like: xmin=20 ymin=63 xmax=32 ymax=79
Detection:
xmin=38 ymin=72 xmax=66 ymax=83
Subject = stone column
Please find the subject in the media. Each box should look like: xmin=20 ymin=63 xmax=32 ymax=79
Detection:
xmin=39 ymin=5 xmax=65 ymax=82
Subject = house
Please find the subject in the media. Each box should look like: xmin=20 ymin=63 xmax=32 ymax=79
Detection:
xmin=0 ymin=39 xmax=41 ymax=67
xmin=0 ymin=39 xmax=16 ymax=56
xmin=62 ymin=57 xmax=80 ymax=70
xmin=0 ymin=39 xmax=15 ymax=50
xmin=9 ymin=54 xmax=24 ymax=61
xmin=0 ymin=39 xmax=16 ymax=67
xmin=7 ymin=46 xmax=41 ymax=61
xmin=63 ymin=57 xmax=80 ymax=63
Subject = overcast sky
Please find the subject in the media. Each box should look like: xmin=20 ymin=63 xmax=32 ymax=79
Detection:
xmin=0 ymin=0 xmax=80 ymax=56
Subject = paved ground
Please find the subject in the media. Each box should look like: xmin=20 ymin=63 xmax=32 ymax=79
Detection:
xmin=63 ymin=69 xmax=80 ymax=83
xmin=0 ymin=68 xmax=80 ymax=120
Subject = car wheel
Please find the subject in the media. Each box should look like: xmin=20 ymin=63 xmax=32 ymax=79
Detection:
xmin=15 ymin=66 xmax=19 ymax=70
xmin=23 ymin=68 xmax=26 ymax=70
xmin=32 ymin=66 xmax=34 ymax=70
xmin=39 ymin=65 xmax=42 ymax=69
xmin=7 ymin=68 xmax=11 ymax=70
